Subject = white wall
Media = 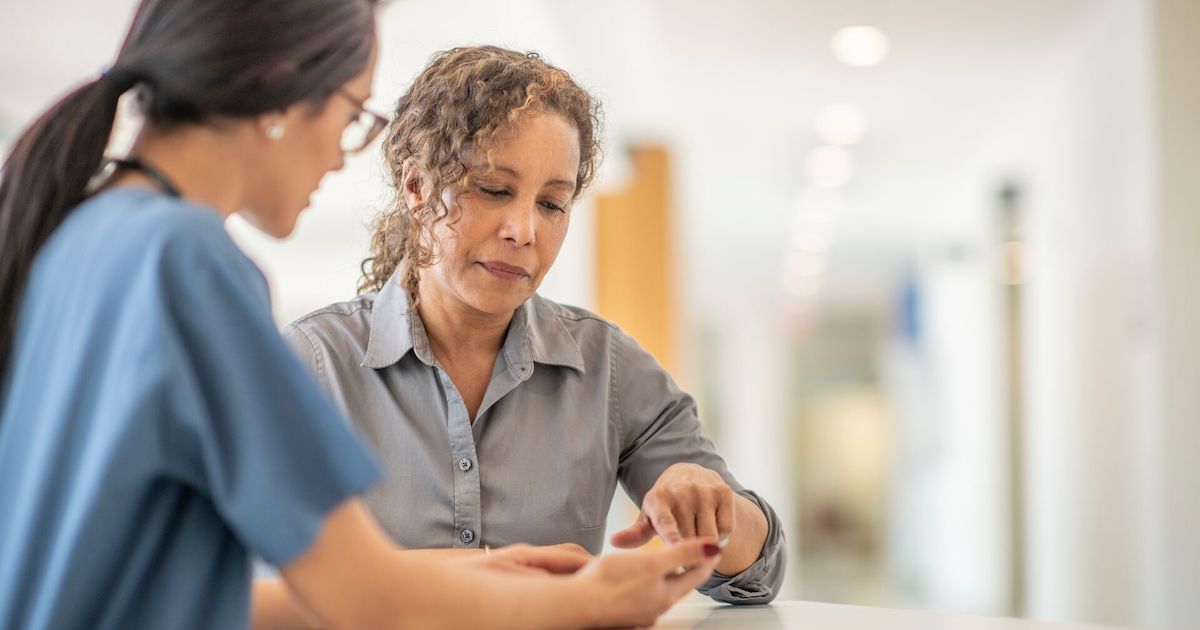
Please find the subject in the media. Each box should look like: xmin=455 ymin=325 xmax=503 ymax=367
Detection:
xmin=980 ymin=1 xmax=1154 ymax=624
xmin=1143 ymin=0 xmax=1200 ymax=626
xmin=928 ymin=0 xmax=1200 ymax=626
xmin=916 ymin=240 xmax=1010 ymax=614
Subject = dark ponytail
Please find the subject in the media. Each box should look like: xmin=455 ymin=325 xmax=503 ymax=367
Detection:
xmin=0 ymin=75 xmax=128 ymax=377
xmin=0 ymin=0 xmax=377 ymax=381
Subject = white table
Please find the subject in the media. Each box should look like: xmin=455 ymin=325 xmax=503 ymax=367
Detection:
xmin=651 ymin=601 xmax=1130 ymax=630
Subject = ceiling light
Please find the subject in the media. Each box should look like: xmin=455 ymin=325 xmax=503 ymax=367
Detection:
xmin=831 ymin=26 xmax=890 ymax=67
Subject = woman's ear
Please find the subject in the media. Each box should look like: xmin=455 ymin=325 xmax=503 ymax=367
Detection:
xmin=401 ymin=158 xmax=425 ymax=209
xmin=254 ymin=110 xmax=291 ymax=143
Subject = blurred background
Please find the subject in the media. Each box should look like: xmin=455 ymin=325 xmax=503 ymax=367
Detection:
xmin=3 ymin=0 xmax=1198 ymax=628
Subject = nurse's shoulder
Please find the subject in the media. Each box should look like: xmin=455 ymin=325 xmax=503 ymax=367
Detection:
xmin=91 ymin=187 xmax=258 ymax=283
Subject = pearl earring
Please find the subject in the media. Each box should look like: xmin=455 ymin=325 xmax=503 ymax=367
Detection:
xmin=265 ymin=123 xmax=286 ymax=140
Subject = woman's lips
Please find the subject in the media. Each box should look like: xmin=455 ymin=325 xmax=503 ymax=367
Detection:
xmin=479 ymin=261 xmax=530 ymax=281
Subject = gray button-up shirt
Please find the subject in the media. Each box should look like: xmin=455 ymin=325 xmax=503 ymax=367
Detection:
xmin=282 ymin=277 xmax=786 ymax=603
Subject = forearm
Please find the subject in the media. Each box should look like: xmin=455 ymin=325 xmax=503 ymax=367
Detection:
xmin=280 ymin=499 xmax=603 ymax=630
xmin=716 ymin=494 xmax=768 ymax=575
xmin=376 ymin=550 xmax=592 ymax=630
xmin=287 ymin=550 xmax=591 ymax=630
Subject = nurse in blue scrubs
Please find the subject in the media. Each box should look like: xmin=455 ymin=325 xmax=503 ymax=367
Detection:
xmin=0 ymin=1 xmax=721 ymax=629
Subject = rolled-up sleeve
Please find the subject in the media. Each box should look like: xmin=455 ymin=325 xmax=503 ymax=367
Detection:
xmin=610 ymin=329 xmax=787 ymax=604
xmin=697 ymin=489 xmax=787 ymax=603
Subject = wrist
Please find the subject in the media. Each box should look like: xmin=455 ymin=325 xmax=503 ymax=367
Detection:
xmin=664 ymin=462 xmax=703 ymax=476
xmin=564 ymin=571 xmax=606 ymax=627
xmin=716 ymin=496 xmax=769 ymax=575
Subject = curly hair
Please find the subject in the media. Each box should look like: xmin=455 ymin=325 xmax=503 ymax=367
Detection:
xmin=358 ymin=45 xmax=603 ymax=297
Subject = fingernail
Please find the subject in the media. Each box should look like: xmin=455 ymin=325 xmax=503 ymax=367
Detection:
xmin=703 ymin=543 xmax=721 ymax=557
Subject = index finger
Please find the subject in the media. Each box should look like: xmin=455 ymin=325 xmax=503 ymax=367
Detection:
xmin=646 ymin=505 xmax=683 ymax=544
xmin=549 ymin=542 xmax=594 ymax=560
xmin=504 ymin=546 xmax=590 ymax=574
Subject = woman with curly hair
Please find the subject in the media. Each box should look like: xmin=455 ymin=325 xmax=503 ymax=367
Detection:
xmin=284 ymin=45 xmax=787 ymax=605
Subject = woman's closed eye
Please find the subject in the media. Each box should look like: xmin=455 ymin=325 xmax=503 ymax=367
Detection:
xmin=479 ymin=185 xmax=510 ymax=198
xmin=539 ymin=199 xmax=566 ymax=213
xmin=479 ymin=185 xmax=566 ymax=213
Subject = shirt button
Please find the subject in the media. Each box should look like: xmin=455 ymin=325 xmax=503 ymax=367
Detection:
xmin=460 ymin=529 xmax=475 ymax=544
xmin=458 ymin=457 xmax=473 ymax=472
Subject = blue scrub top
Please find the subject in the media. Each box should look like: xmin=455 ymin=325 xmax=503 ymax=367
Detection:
xmin=0 ymin=188 xmax=379 ymax=629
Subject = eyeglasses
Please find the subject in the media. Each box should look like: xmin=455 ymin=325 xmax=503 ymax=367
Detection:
xmin=335 ymin=88 xmax=388 ymax=154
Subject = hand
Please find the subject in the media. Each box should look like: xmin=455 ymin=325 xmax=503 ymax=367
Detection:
xmin=455 ymin=542 xmax=592 ymax=576
xmin=572 ymin=539 xmax=722 ymax=628
xmin=611 ymin=463 xmax=735 ymax=548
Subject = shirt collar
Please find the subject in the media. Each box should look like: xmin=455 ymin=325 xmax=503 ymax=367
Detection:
xmin=361 ymin=271 xmax=423 ymax=369
xmin=360 ymin=272 xmax=585 ymax=375
xmin=510 ymin=295 xmax=586 ymax=376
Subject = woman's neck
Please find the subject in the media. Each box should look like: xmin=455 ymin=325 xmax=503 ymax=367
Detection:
xmin=110 ymin=124 xmax=250 ymax=219
xmin=415 ymin=283 xmax=513 ymax=364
